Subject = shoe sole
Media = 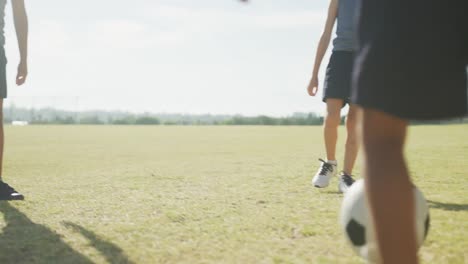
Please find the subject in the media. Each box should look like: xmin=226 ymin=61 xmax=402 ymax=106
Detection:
xmin=314 ymin=184 xmax=329 ymax=188
xmin=0 ymin=196 xmax=24 ymax=201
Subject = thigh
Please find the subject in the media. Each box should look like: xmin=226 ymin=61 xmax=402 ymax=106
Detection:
xmin=361 ymin=108 xmax=408 ymax=153
xmin=326 ymin=98 xmax=345 ymax=118
xmin=346 ymin=104 xmax=360 ymax=124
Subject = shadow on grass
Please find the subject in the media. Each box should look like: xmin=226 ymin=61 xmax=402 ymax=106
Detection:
xmin=323 ymin=190 xmax=342 ymax=195
xmin=427 ymin=200 xmax=468 ymax=212
xmin=63 ymin=221 xmax=135 ymax=264
xmin=0 ymin=202 xmax=94 ymax=264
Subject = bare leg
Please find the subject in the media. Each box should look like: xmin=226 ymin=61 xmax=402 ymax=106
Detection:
xmin=342 ymin=105 xmax=359 ymax=175
xmin=0 ymin=99 xmax=3 ymax=180
xmin=0 ymin=99 xmax=24 ymax=200
xmin=324 ymin=99 xmax=343 ymax=161
xmin=361 ymin=108 xmax=418 ymax=264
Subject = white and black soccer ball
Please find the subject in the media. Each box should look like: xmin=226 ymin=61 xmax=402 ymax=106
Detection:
xmin=340 ymin=179 xmax=430 ymax=263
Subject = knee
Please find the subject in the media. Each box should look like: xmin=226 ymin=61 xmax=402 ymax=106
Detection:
xmin=324 ymin=112 xmax=341 ymax=128
xmin=346 ymin=116 xmax=358 ymax=135
xmin=361 ymin=111 xmax=407 ymax=159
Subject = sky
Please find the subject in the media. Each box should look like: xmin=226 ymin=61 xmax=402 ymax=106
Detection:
xmin=4 ymin=0 xmax=339 ymax=116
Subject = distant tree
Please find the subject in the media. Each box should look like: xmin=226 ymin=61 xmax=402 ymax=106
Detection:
xmin=79 ymin=116 xmax=104 ymax=125
xmin=279 ymin=118 xmax=292 ymax=126
xmin=3 ymin=116 xmax=11 ymax=124
xmin=163 ymin=121 xmax=178 ymax=125
xmin=61 ymin=116 xmax=76 ymax=124
xmin=135 ymin=116 xmax=160 ymax=125
xmin=52 ymin=116 xmax=76 ymax=124
xmin=258 ymin=115 xmax=277 ymax=125
xmin=112 ymin=116 xmax=136 ymax=125
xmin=306 ymin=113 xmax=322 ymax=125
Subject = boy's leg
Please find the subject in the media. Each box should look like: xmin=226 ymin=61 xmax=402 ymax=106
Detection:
xmin=0 ymin=99 xmax=3 ymax=176
xmin=353 ymin=0 xmax=466 ymax=261
xmin=324 ymin=98 xmax=343 ymax=161
xmin=337 ymin=105 xmax=359 ymax=193
xmin=0 ymin=99 xmax=24 ymax=200
xmin=342 ymin=104 xmax=359 ymax=175
xmin=314 ymin=51 xmax=354 ymax=188
xmin=361 ymin=108 xmax=418 ymax=264
xmin=312 ymin=98 xmax=342 ymax=188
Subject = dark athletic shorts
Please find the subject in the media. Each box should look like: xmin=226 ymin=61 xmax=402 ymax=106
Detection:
xmin=323 ymin=51 xmax=354 ymax=106
xmin=352 ymin=0 xmax=468 ymax=120
xmin=0 ymin=47 xmax=6 ymax=99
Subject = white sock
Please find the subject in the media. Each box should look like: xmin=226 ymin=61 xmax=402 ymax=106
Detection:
xmin=327 ymin=160 xmax=337 ymax=166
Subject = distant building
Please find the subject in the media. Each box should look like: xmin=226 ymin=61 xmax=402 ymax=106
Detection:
xmin=12 ymin=121 xmax=29 ymax=126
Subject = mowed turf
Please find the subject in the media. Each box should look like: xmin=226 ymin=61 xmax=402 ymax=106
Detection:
xmin=1 ymin=125 xmax=467 ymax=264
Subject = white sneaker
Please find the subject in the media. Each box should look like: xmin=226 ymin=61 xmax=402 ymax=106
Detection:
xmin=312 ymin=159 xmax=337 ymax=188
xmin=338 ymin=172 xmax=356 ymax=193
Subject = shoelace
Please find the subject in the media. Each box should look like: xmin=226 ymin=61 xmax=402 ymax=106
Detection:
xmin=318 ymin=158 xmax=334 ymax=175
xmin=341 ymin=174 xmax=355 ymax=186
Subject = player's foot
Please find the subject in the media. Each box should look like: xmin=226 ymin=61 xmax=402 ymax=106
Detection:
xmin=0 ymin=181 xmax=24 ymax=200
xmin=338 ymin=172 xmax=355 ymax=193
xmin=312 ymin=159 xmax=337 ymax=188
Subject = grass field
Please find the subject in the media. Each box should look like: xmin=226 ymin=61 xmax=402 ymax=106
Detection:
xmin=1 ymin=125 xmax=467 ymax=264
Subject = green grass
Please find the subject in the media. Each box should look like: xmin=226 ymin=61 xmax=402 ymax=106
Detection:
xmin=1 ymin=125 xmax=467 ymax=263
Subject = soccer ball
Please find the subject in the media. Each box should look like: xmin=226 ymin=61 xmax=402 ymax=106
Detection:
xmin=340 ymin=179 xmax=430 ymax=262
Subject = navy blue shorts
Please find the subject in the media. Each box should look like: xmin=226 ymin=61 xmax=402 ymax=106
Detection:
xmin=352 ymin=0 xmax=468 ymax=120
xmin=323 ymin=51 xmax=354 ymax=106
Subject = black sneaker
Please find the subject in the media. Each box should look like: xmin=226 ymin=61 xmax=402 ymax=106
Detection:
xmin=0 ymin=181 xmax=24 ymax=200
xmin=338 ymin=172 xmax=355 ymax=194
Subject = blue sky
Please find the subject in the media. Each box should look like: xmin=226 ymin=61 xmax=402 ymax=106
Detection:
xmin=4 ymin=0 xmax=337 ymax=116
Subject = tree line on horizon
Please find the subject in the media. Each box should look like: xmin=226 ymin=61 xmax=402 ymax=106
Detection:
xmin=3 ymin=106 xmax=329 ymax=126
xmin=4 ymin=106 xmax=466 ymax=126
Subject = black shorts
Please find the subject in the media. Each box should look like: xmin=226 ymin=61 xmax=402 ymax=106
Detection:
xmin=323 ymin=51 xmax=354 ymax=106
xmin=0 ymin=47 xmax=6 ymax=99
xmin=352 ymin=0 xmax=468 ymax=120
